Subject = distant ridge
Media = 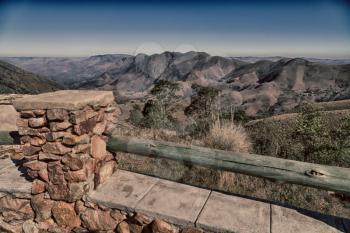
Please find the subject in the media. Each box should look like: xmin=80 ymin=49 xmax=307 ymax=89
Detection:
xmin=0 ymin=60 xmax=62 ymax=94
xmin=231 ymin=56 xmax=350 ymax=65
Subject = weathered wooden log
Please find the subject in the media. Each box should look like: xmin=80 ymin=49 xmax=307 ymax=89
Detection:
xmin=108 ymin=135 xmax=350 ymax=195
xmin=0 ymin=131 xmax=19 ymax=145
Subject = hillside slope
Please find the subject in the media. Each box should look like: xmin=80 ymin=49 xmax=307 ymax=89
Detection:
xmin=223 ymin=58 xmax=350 ymax=115
xmin=0 ymin=60 xmax=62 ymax=94
xmin=2 ymin=55 xmax=132 ymax=86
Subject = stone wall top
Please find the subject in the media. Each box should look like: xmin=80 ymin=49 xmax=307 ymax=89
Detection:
xmin=0 ymin=105 xmax=18 ymax=131
xmin=13 ymin=90 xmax=114 ymax=111
xmin=0 ymin=94 xmax=29 ymax=105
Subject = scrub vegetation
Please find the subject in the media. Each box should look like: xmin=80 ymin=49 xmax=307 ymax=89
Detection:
xmin=121 ymin=81 xmax=350 ymax=218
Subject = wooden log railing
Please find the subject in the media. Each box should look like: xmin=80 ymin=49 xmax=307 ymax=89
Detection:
xmin=107 ymin=135 xmax=350 ymax=195
xmin=1 ymin=131 xmax=350 ymax=195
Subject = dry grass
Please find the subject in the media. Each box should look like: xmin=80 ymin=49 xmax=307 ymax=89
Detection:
xmin=112 ymin=126 xmax=195 ymax=145
xmin=313 ymin=99 xmax=350 ymax=112
xmin=203 ymin=120 xmax=252 ymax=189
xmin=204 ymin=120 xmax=251 ymax=153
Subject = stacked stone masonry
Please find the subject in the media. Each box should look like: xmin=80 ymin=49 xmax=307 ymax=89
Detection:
xmin=0 ymin=191 xmax=204 ymax=233
xmin=1 ymin=91 xmax=203 ymax=233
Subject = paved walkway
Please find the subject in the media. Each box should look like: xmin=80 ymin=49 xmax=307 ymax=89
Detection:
xmin=0 ymin=159 xmax=348 ymax=233
xmin=89 ymin=170 xmax=350 ymax=233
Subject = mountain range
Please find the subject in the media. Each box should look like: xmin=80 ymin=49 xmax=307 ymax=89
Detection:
xmin=1 ymin=52 xmax=350 ymax=116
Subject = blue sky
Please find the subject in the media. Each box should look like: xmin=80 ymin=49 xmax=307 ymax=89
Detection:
xmin=0 ymin=0 xmax=349 ymax=58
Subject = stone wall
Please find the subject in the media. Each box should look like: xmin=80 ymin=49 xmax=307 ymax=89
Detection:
xmin=11 ymin=90 xmax=120 ymax=232
xmin=1 ymin=90 xmax=205 ymax=233
xmin=0 ymin=190 xmax=204 ymax=233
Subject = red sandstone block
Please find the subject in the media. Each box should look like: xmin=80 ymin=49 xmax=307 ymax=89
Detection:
xmin=91 ymin=135 xmax=106 ymax=160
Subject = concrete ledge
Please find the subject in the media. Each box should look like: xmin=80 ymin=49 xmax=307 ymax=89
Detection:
xmin=196 ymin=191 xmax=270 ymax=233
xmin=13 ymin=90 xmax=114 ymax=110
xmin=0 ymin=105 xmax=18 ymax=131
xmin=271 ymin=205 xmax=344 ymax=233
xmin=88 ymin=170 xmax=349 ymax=233
xmin=0 ymin=159 xmax=31 ymax=195
xmin=88 ymin=170 xmax=159 ymax=212
xmin=135 ymin=179 xmax=211 ymax=226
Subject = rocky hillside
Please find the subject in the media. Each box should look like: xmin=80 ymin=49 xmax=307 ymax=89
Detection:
xmin=3 ymin=52 xmax=350 ymax=116
xmin=73 ymin=52 xmax=246 ymax=102
xmin=0 ymin=61 xmax=62 ymax=94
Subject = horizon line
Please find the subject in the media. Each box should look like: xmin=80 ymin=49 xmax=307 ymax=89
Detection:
xmin=1 ymin=51 xmax=350 ymax=60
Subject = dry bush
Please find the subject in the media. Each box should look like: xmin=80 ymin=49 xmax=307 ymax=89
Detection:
xmin=203 ymin=120 xmax=252 ymax=189
xmin=112 ymin=126 xmax=193 ymax=145
xmin=203 ymin=120 xmax=251 ymax=153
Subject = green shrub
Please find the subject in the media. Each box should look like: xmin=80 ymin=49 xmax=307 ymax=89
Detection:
xmin=184 ymin=84 xmax=220 ymax=136
xmin=248 ymin=104 xmax=350 ymax=167
xmin=128 ymin=105 xmax=144 ymax=127
xmin=141 ymin=80 xmax=180 ymax=129
xmin=293 ymin=103 xmax=330 ymax=162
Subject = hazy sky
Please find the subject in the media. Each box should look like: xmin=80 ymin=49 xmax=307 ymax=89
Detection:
xmin=0 ymin=0 xmax=349 ymax=58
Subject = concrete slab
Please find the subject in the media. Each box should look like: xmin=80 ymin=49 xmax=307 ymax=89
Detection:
xmin=13 ymin=90 xmax=114 ymax=110
xmin=0 ymin=105 xmax=18 ymax=131
xmin=88 ymin=170 xmax=159 ymax=212
xmin=135 ymin=179 xmax=211 ymax=226
xmin=0 ymin=160 xmax=31 ymax=194
xmin=196 ymin=192 xmax=270 ymax=233
xmin=271 ymin=205 xmax=344 ymax=233
xmin=0 ymin=158 xmax=16 ymax=173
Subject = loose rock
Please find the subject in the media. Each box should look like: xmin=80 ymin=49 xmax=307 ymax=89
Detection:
xmin=150 ymin=219 xmax=176 ymax=233
xmin=43 ymin=142 xmax=71 ymax=155
xmin=73 ymin=117 xmax=97 ymax=135
xmin=181 ymin=228 xmax=203 ymax=233
xmin=52 ymin=201 xmax=81 ymax=228
xmin=91 ymin=135 xmax=106 ymax=160
xmin=17 ymin=118 xmax=29 ymax=127
xmin=22 ymin=144 xmax=41 ymax=156
xmin=22 ymin=220 xmax=39 ymax=233
xmin=31 ymin=179 xmax=46 ymax=194
xmin=0 ymin=195 xmax=34 ymax=219
xmin=23 ymin=161 xmax=47 ymax=171
xmin=81 ymin=209 xmax=117 ymax=231
xmin=48 ymin=162 xmax=65 ymax=184
xmin=117 ymin=221 xmax=130 ymax=233
xmin=47 ymin=109 xmax=69 ymax=121
xmin=33 ymin=109 xmax=46 ymax=117
xmin=38 ymin=152 xmax=62 ymax=161
xmin=95 ymin=160 xmax=116 ymax=187
xmin=65 ymin=168 xmax=88 ymax=182
xmin=72 ymin=144 xmax=90 ymax=154
xmin=38 ymin=168 xmax=49 ymax=182
xmin=62 ymin=134 xmax=90 ymax=146
xmin=30 ymin=137 xmax=46 ymax=146
xmin=28 ymin=117 xmax=47 ymax=128
xmin=61 ymin=154 xmax=85 ymax=171
xmin=20 ymin=111 xmax=35 ymax=118
xmin=47 ymin=183 xmax=69 ymax=201
xmin=50 ymin=122 xmax=72 ymax=131
xmin=31 ymin=193 xmax=54 ymax=221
